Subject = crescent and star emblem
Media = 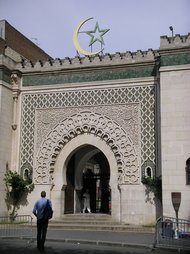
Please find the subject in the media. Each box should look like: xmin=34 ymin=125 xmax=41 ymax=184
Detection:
xmin=73 ymin=17 xmax=110 ymax=56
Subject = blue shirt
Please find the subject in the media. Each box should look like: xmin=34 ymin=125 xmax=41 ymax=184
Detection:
xmin=33 ymin=197 xmax=52 ymax=220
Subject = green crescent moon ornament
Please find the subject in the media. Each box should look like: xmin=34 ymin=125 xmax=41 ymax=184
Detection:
xmin=73 ymin=17 xmax=101 ymax=56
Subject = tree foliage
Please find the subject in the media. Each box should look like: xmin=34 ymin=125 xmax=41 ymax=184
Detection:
xmin=142 ymin=176 xmax=162 ymax=202
xmin=4 ymin=169 xmax=34 ymax=219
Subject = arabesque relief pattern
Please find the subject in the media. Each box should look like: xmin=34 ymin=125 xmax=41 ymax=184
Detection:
xmin=20 ymin=85 xmax=156 ymax=185
xmin=34 ymin=111 xmax=138 ymax=185
xmin=35 ymin=104 xmax=140 ymax=151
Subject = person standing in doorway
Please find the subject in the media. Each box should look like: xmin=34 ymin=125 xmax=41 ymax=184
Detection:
xmin=82 ymin=189 xmax=91 ymax=213
xmin=33 ymin=191 xmax=52 ymax=252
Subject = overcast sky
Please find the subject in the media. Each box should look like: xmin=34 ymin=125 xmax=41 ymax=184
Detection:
xmin=0 ymin=0 xmax=190 ymax=59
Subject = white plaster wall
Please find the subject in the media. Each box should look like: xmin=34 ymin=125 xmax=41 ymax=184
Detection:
xmin=160 ymin=65 xmax=190 ymax=220
xmin=119 ymin=184 xmax=156 ymax=225
xmin=0 ymin=84 xmax=13 ymax=216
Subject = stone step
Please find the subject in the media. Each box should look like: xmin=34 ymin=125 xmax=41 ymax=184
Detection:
xmin=48 ymin=214 xmax=155 ymax=233
xmin=48 ymin=222 xmax=154 ymax=233
xmin=62 ymin=213 xmax=111 ymax=219
xmin=50 ymin=219 xmax=114 ymax=225
xmin=60 ymin=213 xmax=112 ymax=223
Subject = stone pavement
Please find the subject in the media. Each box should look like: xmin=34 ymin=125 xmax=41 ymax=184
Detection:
xmin=46 ymin=228 xmax=155 ymax=247
xmin=0 ymin=237 xmax=189 ymax=254
xmin=0 ymin=229 xmax=189 ymax=254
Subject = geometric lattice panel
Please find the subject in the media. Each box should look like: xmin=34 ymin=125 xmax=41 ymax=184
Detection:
xmin=20 ymin=85 xmax=156 ymax=183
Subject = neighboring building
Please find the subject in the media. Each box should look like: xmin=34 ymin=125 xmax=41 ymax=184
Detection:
xmin=0 ymin=19 xmax=52 ymax=215
xmin=0 ymin=20 xmax=52 ymax=61
xmin=0 ymin=20 xmax=189 ymax=225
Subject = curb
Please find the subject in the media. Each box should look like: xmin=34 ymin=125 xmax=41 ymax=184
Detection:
xmin=47 ymin=224 xmax=155 ymax=233
xmin=1 ymin=237 xmax=190 ymax=253
xmin=46 ymin=237 xmax=154 ymax=250
xmin=0 ymin=236 xmax=153 ymax=250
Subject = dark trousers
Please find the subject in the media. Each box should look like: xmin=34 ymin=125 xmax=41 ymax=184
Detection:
xmin=37 ymin=218 xmax=48 ymax=250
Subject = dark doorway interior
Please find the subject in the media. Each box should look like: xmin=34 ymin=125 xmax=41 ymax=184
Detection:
xmin=64 ymin=145 xmax=110 ymax=214
xmin=82 ymin=152 xmax=110 ymax=213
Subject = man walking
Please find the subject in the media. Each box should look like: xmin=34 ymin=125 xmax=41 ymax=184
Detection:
xmin=33 ymin=191 xmax=52 ymax=252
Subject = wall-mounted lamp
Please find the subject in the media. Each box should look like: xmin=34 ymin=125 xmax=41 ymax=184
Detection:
xmin=169 ymin=26 xmax=174 ymax=38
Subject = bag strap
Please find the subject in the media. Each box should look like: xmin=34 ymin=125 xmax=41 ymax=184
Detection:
xmin=43 ymin=199 xmax=49 ymax=217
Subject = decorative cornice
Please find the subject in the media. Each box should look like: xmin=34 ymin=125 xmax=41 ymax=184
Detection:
xmin=0 ymin=65 xmax=12 ymax=84
xmin=160 ymin=52 xmax=190 ymax=66
xmin=22 ymin=65 xmax=156 ymax=86
xmin=17 ymin=49 xmax=157 ymax=72
xmin=159 ymin=64 xmax=190 ymax=72
xmin=160 ymin=33 xmax=190 ymax=49
xmin=1 ymin=32 xmax=189 ymax=86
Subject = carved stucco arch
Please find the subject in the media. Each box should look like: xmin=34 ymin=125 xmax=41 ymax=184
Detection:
xmin=34 ymin=111 xmax=139 ymax=185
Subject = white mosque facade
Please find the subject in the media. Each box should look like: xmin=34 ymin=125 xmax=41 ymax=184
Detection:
xmin=0 ymin=20 xmax=190 ymax=225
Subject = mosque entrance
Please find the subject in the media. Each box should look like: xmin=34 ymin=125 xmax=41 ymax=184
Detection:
xmin=64 ymin=145 xmax=110 ymax=214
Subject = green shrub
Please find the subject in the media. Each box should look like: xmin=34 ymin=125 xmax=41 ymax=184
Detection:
xmin=142 ymin=176 xmax=162 ymax=202
xmin=4 ymin=169 xmax=34 ymax=220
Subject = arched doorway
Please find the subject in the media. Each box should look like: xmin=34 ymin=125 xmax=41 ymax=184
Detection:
xmin=64 ymin=145 xmax=110 ymax=214
xmin=35 ymin=111 xmax=138 ymax=221
xmin=50 ymin=133 xmax=120 ymax=221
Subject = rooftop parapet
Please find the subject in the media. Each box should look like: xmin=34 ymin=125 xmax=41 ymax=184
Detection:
xmin=160 ymin=33 xmax=190 ymax=49
xmin=16 ymin=49 xmax=157 ymax=72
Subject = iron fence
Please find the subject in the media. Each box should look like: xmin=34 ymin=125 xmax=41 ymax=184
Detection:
xmin=0 ymin=215 xmax=33 ymax=242
xmin=154 ymin=216 xmax=190 ymax=250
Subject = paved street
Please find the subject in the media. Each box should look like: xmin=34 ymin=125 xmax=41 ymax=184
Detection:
xmin=0 ymin=239 xmax=189 ymax=254
xmin=46 ymin=229 xmax=155 ymax=246
xmin=0 ymin=227 xmax=190 ymax=254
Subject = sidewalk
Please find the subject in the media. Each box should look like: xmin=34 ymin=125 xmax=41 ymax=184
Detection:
xmin=1 ymin=228 xmax=189 ymax=253
xmin=0 ymin=235 xmax=189 ymax=254
xmin=46 ymin=228 xmax=155 ymax=248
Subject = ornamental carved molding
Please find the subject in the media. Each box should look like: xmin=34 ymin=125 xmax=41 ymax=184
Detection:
xmin=11 ymin=73 xmax=21 ymax=130
xmin=34 ymin=106 xmax=140 ymax=185
xmin=35 ymin=104 xmax=140 ymax=150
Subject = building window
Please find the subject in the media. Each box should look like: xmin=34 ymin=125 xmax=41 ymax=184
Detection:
xmin=186 ymin=158 xmax=190 ymax=185
xmin=145 ymin=166 xmax=153 ymax=178
xmin=23 ymin=168 xmax=32 ymax=184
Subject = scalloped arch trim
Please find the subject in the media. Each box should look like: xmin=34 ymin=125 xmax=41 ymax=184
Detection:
xmin=34 ymin=111 xmax=139 ymax=185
